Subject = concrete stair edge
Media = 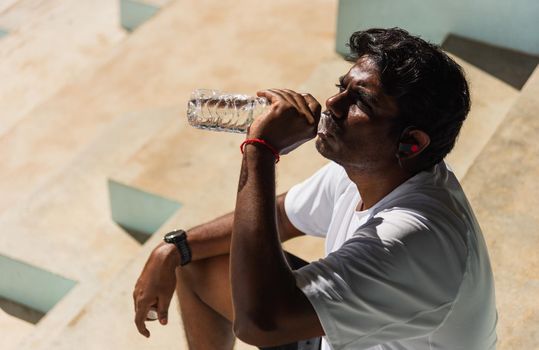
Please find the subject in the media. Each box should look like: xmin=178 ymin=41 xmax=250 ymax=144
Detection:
xmin=443 ymin=54 xmax=519 ymax=179
xmin=460 ymin=65 xmax=539 ymax=349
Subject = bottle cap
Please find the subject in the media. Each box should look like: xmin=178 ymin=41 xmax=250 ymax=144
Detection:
xmin=146 ymin=308 xmax=158 ymax=321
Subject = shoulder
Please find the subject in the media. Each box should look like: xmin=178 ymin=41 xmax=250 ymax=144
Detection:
xmin=288 ymin=161 xmax=351 ymax=202
xmin=371 ymin=162 xmax=472 ymax=240
xmin=349 ymin=190 xmax=470 ymax=290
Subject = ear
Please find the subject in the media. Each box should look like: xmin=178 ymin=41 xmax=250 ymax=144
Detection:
xmin=397 ymin=128 xmax=430 ymax=159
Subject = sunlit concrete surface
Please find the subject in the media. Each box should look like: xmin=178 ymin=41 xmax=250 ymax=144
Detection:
xmin=0 ymin=0 xmax=126 ymax=137
xmin=0 ymin=308 xmax=34 ymax=350
xmin=0 ymin=0 xmax=537 ymax=349
xmin=463 ymin=67 xmax=539 ymax=350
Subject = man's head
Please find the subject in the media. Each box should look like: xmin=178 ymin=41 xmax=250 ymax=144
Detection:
xmin=317 ymin=28 xmax=470 ymax=173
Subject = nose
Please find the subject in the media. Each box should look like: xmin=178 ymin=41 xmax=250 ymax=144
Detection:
xmin=325 ymin=90 xmax=348 ymax=119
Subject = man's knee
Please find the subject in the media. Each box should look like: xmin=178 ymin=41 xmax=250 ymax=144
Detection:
xmin=177 ymin=254 xmax=229 ymax=288
xmin=175 ymin=254 xmax=233 ymax=321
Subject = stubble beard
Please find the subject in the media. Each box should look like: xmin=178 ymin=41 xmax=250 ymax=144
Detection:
xmin=315 ymin=136 xmax=336 ymax=161
xmin=315 ymin=136 xmax=386 ymax=174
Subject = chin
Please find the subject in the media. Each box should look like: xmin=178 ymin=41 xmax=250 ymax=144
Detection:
xmin=316 ymin=138 xmax=374 ymax=169
xmin=315 ymin=137 xmax=339 ymax=162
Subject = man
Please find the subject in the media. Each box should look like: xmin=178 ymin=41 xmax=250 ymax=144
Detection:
xmin=133 ymin=28 xmax=497 ymax=350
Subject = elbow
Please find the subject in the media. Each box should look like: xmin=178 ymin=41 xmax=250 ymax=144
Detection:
xmin=233 ymin=313 xmax=278 ymax=347
xmin=233 ymin=320 xmax=256 ymax=345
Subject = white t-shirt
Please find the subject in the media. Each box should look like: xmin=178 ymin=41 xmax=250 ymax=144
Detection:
xmin=285 ymin=161 xmax=497 ymax=350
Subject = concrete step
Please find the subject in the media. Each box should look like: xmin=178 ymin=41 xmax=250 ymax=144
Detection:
xmin=445 ymin=55 xmax=519 ymax=180
xmin=0 ymin=105 xmax=178 ymax=281
xmin=0 ymin=0 xmax=127 ymax=137
xmin=0 ymin=106 xmax=178 ymax=350
xmin=0 ymin=0 xmax=19 ymax=15
xmin=0 ymin=308 xmax=34 ymax=350
xmin=443 ymin=34 xmax=539 ymax=90
xmin=0 ymin=0 xmax=336 ymax=221
xmin=462 ymin=66 xmax=539 ymax=350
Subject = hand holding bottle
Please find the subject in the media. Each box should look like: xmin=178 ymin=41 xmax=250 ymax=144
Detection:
xmin=248 ymin=89 xmax=321 ymax=155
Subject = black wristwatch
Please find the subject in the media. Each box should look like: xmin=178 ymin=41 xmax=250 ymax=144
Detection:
xmin=163 ymin=229 xmax=192 ymax=266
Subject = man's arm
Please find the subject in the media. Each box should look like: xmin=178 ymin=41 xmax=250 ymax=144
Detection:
xmin=133 ymin=192 xmax=303 ymax=336
xmin=230 ymin=89 xmax=324 ymax=347
xmin=188 ymin=193 xmax=306 ymax=261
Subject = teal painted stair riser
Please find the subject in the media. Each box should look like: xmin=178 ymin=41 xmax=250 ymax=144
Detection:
xmin=336 ymin=0 xmax=539 ymax=56
xmin=108 ymin=179 xmax=182 ymax=243
xmin=120 ymin=0 xmax=161 ymax=32
xmin=0 ymin=255 xmax=76 ymax=315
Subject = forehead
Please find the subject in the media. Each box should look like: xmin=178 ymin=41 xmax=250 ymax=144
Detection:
xmin=343 ymin=56 xmax=381 ymax=90
xmin=341 ymin=55 xmax=399 ymax=117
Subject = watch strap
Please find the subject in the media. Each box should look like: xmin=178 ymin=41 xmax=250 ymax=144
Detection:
xmin=177 ymin=234 xmax=191 ymax=266
xmin=164 ymin=230 xmax=192 ymax=266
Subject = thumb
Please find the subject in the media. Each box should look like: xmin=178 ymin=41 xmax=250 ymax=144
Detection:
xmin=157 ymin=296 xmax=172 ymax=325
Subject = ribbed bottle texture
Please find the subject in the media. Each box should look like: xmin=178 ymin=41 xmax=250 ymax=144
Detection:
xmin=187 ymin=89 xmax=269 ymax=133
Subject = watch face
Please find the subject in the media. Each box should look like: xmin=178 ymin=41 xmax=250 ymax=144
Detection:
xmin=164 ymin=232 xmax=174 ymax=241
xmin=163 ymin=229 xmax=191 ymax=266
xmin=164 ymin=230 xmax=185 ymax=242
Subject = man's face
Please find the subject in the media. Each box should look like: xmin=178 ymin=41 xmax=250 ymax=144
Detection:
xmin=316 ymin=55 xmax=400 ymax=172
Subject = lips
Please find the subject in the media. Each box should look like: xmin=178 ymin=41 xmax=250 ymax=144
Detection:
xmin=317 ymin=111 xmax=338 ymax=137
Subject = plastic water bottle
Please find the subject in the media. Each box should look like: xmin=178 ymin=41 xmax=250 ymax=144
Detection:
xmin=187 ymin=89 xmax=269 ymax=133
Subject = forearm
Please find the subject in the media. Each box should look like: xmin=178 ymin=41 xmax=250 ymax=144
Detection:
xmin=159 ymin=193 xmax=300 ymax=263
xmin=184 ymin=211 xmax=234 ymax=261
xmin=231 ymin=145 xmax=297 ymax=330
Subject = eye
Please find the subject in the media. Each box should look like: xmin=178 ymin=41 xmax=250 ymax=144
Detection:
xmin=335 ymin=83 xmax=345 ymax=93
xmin=352 ymin=95 xmax=373 ymax=115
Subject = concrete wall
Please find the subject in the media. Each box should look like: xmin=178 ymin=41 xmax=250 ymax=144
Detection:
xmin=336 ymin=0 xmax=539 ymax=55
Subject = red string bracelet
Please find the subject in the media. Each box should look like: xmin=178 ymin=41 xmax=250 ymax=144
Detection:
xmin=240 ymin=138 xmax=280 ymax=163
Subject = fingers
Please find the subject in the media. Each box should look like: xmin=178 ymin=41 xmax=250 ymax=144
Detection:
xmin=134 ymin=300 xmax=151 ymax=338
xmin=283 ymin=89 xmax=316 ymax=125
xmin=257 ymin=89 xmax=319 ymax=125
xmin=134 ymin=287 xmax=171 ymax=336
xmin=302 ymin=93 xmax=322 ymax=125
xmin=256 ymin=90 xmax=279 ymax=104
xmin=157 ymin=295 xmax=172 ymax=325
xmin=133 ymin=289 xmax=137 ymax=313
xmin=133 ymin=284 xmax=157 ymax=337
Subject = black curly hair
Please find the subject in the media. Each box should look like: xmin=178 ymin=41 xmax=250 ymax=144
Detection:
xmin=347 ymin=28 xmax=471 ymax=170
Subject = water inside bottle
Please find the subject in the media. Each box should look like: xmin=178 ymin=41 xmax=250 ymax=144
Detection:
xmin=187 ymin=89 xmax=269 ymax=133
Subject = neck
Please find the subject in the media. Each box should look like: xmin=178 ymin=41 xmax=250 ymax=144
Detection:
xmin=344 ymin=163 xmax=413 ymax=210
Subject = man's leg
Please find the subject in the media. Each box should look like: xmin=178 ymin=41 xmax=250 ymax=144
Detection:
xmin=176 ymin=252 xmax=319 ymax=350
xmin=176 ymin=254 xmax=235 ymax=350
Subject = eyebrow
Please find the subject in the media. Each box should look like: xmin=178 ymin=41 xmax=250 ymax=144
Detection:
xmin=339 ymin=75 xmax=378 ymax=107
